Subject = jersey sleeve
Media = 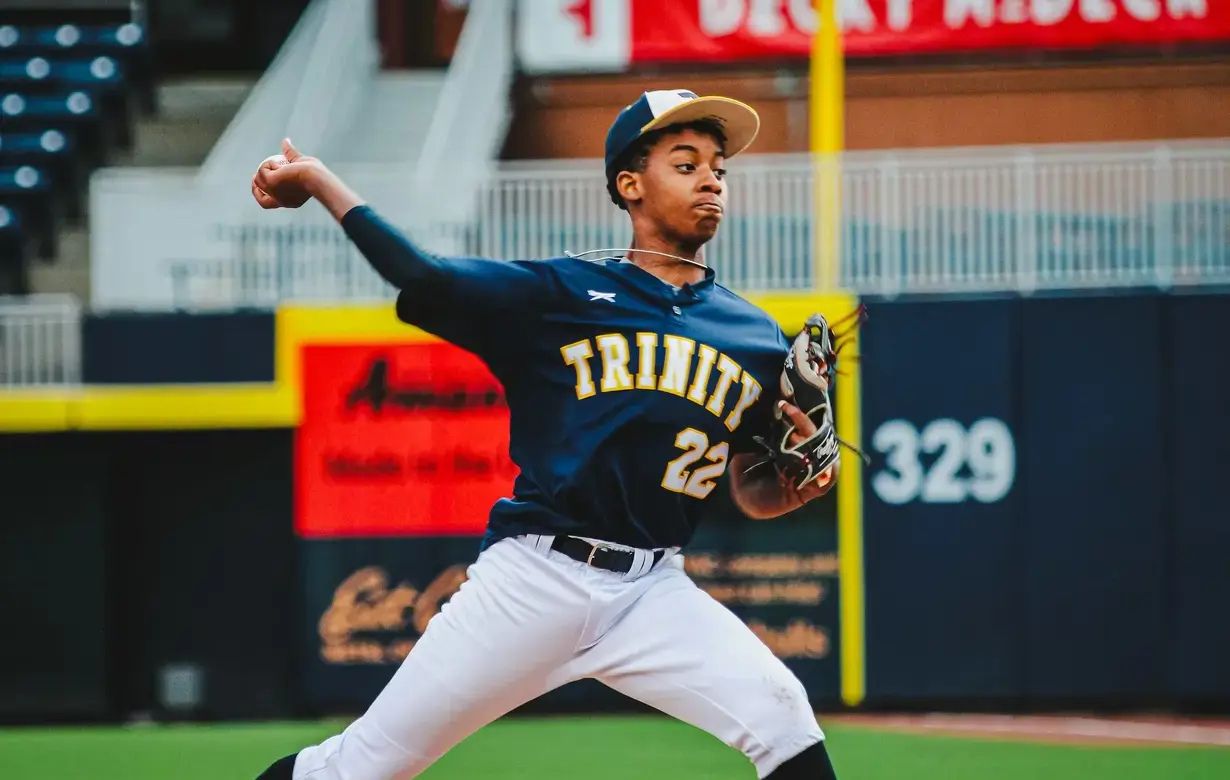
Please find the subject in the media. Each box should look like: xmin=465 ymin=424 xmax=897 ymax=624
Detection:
xmin=341 ymin=204 xmax=557 ymax=361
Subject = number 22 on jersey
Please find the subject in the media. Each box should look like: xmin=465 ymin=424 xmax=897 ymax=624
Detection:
xmin=662 ymin=429 xmax=730 ymax=499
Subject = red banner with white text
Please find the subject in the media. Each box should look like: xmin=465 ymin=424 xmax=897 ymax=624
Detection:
xmin=294 ymin=342 xmax=515 ymax=539
xmin=516 ymin=1 xmax=1228 ymax=74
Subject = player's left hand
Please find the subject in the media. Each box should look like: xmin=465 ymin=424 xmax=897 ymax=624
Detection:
xmin=779 ymin=400 xmax=838 ymax=502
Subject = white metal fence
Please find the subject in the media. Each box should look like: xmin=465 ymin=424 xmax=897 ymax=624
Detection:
xmin=838 ymin=141 xmax=1230 ymax=296
xmin=0 ymin=294 xmax=82 ymax=388
xmin=93 ymin=139 xmax=1230 ymax=309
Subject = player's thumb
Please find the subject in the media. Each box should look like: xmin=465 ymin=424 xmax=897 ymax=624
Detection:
xmin=282 ymin=137 xmax=301 ymax=161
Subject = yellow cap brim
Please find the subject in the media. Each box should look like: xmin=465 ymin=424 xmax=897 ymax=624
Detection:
xmin=639 ymin=96 xmax=761 ymax=158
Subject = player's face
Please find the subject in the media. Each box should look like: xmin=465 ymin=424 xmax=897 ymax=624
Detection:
xmin=637 ymin=128 xmax=728 ymax=247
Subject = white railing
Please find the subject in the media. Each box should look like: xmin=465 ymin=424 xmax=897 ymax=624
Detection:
xmin=837 ymin=140 xmax=1230 ymax=296
xmin=0 ymin=294 xmax=81 ymax=388
xmin=91 ymin=139 xmax=1230 ymax=309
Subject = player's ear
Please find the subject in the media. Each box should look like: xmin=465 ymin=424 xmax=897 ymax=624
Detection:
xmin=616 ymin=170 xmax=644 ymax=207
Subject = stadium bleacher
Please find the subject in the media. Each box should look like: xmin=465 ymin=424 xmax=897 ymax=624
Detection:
xmin=0 ymin=2 xmax=151 ymax=294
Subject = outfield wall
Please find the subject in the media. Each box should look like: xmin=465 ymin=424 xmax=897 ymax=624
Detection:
xmin=1 ymin=291 xmax=1227 ymax=722
xmin=858 ymin=292 xmax=1230 ymax=709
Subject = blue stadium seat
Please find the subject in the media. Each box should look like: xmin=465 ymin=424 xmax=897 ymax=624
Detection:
xmin=0 ymin=203 xmax=21 ymax=240
xmin=1 ymin=89 xmax=112 ymax=167
xmin=0 ymin=165 xmax=57 ymax=260
xmin=0 ymin=54 xmax=133 ymax=146
xmin=0 ymin=21 xmax=151 ymax=110
xmin=0 ymin=130 xmax=86 ymax=219
xmin=0 ymin=204 xmax=30 ymax=293
xmin=0 ymin=9 xmax=146 ymax=293
xmin=0 ymin=128 xmax=76 ymax=158
xmin=0 ymin=23 xmax=146 ymax=54
xmin=0 ymin=55 xmax=126 ymax=89
xmin=0 ymin=165 xmax=51 ymax=197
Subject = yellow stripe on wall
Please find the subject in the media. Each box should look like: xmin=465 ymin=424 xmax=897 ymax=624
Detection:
xmin=0 ymin=302 xmax=434 ymax=433
xmin=73 ymin=384 xmax=296 ymax=430
xmin=0 ymin=392 xmax=73 ymax=431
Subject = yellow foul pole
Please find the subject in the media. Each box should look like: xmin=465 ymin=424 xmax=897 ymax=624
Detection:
xmin=811 ymin=0 xmax=866 ymax=710
xmin=811 ymin=0 xmax=843 ymax=291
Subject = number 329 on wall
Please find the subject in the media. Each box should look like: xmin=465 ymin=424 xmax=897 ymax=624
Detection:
xmin=870 ymin=418 xmax=1016 ymax=505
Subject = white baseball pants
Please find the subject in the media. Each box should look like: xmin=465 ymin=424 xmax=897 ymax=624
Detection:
xmin=292 ymin=534 xmax=824 ymax=780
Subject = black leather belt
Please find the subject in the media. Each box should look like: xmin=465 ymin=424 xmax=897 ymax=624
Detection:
xmin=550 ymin=536 xmax=665 ymax=574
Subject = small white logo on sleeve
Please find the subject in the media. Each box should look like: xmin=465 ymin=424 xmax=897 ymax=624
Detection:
xmin=588 ymin=290 xmax=616 ymax=302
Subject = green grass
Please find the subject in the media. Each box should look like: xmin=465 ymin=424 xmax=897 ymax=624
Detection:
xmin=1 ymin=715 xmax=1228 ymax=780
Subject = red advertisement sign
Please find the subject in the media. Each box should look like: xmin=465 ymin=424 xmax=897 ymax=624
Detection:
xmin=633 ymin=0 xmax=1226 ymax=62
xmin=294 ymin=342 xmax=515 ymax=539
xmin=516 ymin=1 xmax=1227 ymax=73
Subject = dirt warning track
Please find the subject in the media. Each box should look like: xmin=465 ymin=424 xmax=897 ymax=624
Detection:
xmin=827 ymin=714 xmax=1230 ymax=747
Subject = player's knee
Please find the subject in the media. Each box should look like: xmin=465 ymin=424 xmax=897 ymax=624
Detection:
xmin=254 ymin=753 xmax=296 ymax=780
xmin=765 ymin=740 xmax=838 ymax=779
xmin=745 ymin=667 xmax=825 ymax=776
xmin=767 ymin=670 xmax=819 ymax=734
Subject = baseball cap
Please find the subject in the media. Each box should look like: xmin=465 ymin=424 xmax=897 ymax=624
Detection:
xmin=604 ymin=90 xmax=760 ymax=176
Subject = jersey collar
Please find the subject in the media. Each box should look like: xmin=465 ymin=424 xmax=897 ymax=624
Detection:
xmin=616 ymin=257 xmax=716 ymax=306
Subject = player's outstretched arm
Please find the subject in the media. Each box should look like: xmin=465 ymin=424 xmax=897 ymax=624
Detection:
xmin=251 ymin=138 xmax=459 ymax=292
xmin=728 ymin=402 xmax=837 ymax=520
xmin=251 ymin=140 xmax=556 ymax=361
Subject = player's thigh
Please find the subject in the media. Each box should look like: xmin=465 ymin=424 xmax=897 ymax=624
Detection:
xmin=589 ymin=563 xmax=823 ymax=778
xmin=294 ymin=537 xmax=588 ymax=780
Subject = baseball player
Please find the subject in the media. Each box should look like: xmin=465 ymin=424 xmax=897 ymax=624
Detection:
xmin=250 ymin=90 xmax=855 ymax=780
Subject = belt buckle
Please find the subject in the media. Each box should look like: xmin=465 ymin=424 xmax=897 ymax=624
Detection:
xmin=586 ymin=542 xmax=614 ymax=566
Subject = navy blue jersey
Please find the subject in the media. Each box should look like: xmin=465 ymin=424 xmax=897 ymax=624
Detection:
xmin=343 ymin=205 xmax=790 ymax=550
